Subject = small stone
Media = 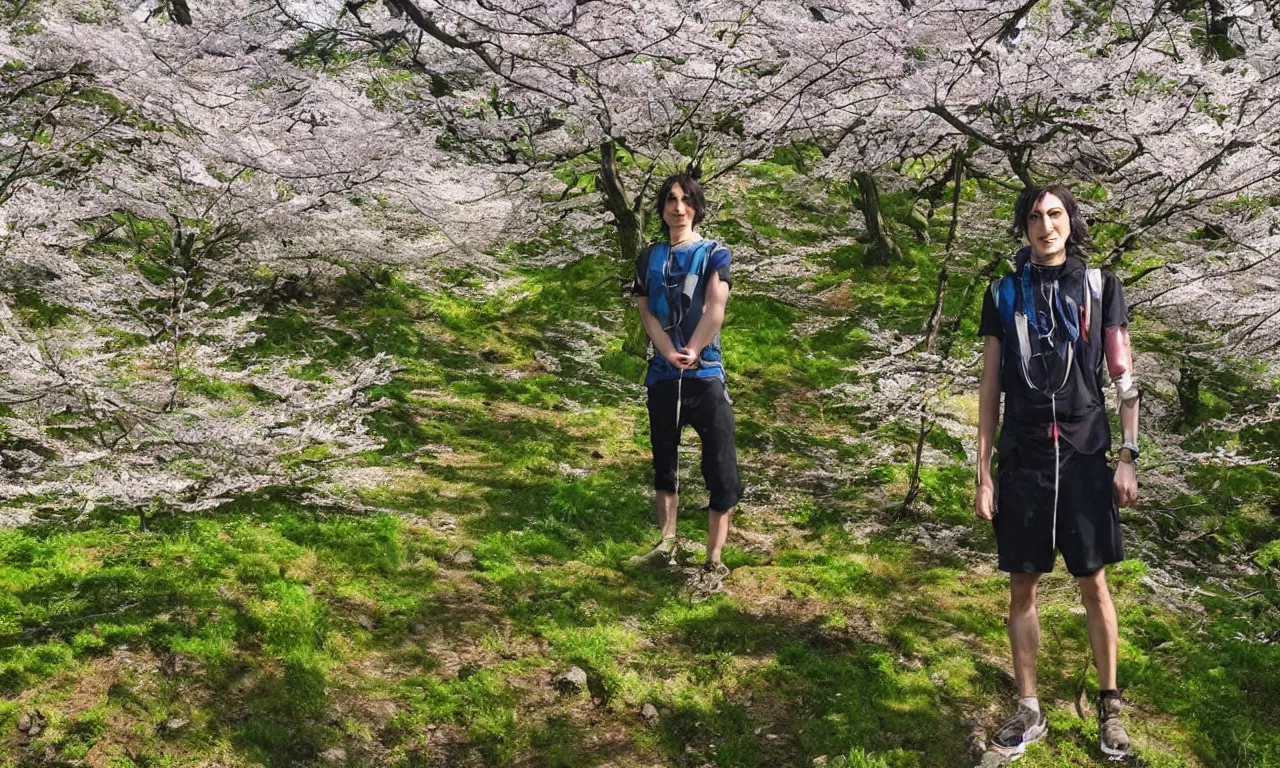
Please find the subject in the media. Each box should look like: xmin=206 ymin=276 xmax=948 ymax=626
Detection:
xmin=553 ymin=666 xmax=588 ymax=694
xmin=813 ymin=757 xmax=830 ymax=767
xmin=451 ymin=549 xmax=475 ymax=567
xmin=319 ymin=747 xmax=346 ymax=765
xmin=410 ymin=623 xmax=426 ymax=637
xmin=961 ymin=718 xmax=986 ymax=756
xmin=165 ymin=717 xmax=190 ymax=731
xmin=640 ymin=702 xmax=659 ymax=727
xmin=355 ymin=614 xmax=375 ymax=630
xmin=16 ymin=713 xmax=30 ymax=732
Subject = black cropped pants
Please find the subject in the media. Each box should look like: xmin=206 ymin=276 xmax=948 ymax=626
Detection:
xmin=646 ymin=377 xmax=742 ymax=512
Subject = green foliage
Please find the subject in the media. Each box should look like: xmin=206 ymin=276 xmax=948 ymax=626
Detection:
xmin=10 ymin=286 xmax=73 ymax=328
xmin=6 ymin=154 xmax=1280 ymax=767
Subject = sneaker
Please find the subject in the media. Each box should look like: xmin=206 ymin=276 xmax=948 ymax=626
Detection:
xmin=681 ymin=561 xmax=730 ymax=600
xmin=629 ymin=538 xmax=679 ymax=568
xmin=989 ymin=704 xmax=1047 ymax=760
xmin=1098 ymin=695 xmax=1131 ymax=760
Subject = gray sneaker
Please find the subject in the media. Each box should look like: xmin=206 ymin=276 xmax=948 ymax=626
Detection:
xmin=989 ymin=704 xmax=1047 ymax=760
xmin=629 ymin=538 xmax=679 ymax=568
xmin=681 ymin=561 xmax=730 ymax=601
xmin=1098 ymin=695 xmax=1131 ymax=760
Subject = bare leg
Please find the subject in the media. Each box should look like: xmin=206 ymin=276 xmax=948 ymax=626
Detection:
xmin=656 ymin=491 xmax=678 ymax=540
xmin=1076 ymin=567 xmax=1118 ymax=690
xmin=706 ymin=508 xmax=732 ymax=563
xmin=1009 ymin=572 xmax=1043 ymax=698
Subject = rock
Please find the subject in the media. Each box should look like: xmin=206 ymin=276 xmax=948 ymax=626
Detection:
xmin=319 ymin=747 xmax=346 ymax=765
xmin=813 ymin=757 xmax=830 ymax=767
xmin=977 ymin=750 xmax=1011 ymax=768
xmin=553 ymin=666 xmax=588 ymax=694
xmin=20 ymin=711 xmax=44 ymax=737
xmin=961 ymin=718 xmax=986 ymax=756
xmin=640 ymin=702 xmax=659 ymax=727
xmin=165 ymin=717 xmax=190 ymax=731
xmin=451 ymin=549 xmax=475 ymax=567
xmin=410 ymin=623 xmax=426 ymax=637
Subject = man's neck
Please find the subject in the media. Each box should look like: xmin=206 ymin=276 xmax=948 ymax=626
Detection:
xmin=670 ymin=228 xmax=699 ymax=246
xmin=1030 ymin=251 xmax=1066 ymax=267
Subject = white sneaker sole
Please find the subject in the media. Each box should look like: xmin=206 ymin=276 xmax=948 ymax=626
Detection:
xmin=988 ymin=718 xmax=1048 ymax=761
xmin=1100 ymin=740 xmax=1131 ymax=761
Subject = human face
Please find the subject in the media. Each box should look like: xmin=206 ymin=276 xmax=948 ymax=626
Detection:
xmin=1026 ymin=192 xmax=1071 ymax=264
xmin=663 ymin=183 xmax=696 ymax=237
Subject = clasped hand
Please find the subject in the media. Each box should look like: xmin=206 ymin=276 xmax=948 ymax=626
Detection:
xmin=665 ymin=346 xmax=701 ymax=369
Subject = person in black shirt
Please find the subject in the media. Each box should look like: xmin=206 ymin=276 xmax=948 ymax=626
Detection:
xmin=974 ymin=185 xmax=1140 ymax=761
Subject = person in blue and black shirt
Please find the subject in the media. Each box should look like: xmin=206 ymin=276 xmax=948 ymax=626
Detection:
xmin=975 ymin=184 xmax=1140 ymax=761
xmin=628 ymin=171 xmax=742 ymax=591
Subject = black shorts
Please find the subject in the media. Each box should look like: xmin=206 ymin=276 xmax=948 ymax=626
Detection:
xmin=646 ymin=377 xmax=742 ymax=511
xmin=994 ymin=442 xmax=1123 ymax=576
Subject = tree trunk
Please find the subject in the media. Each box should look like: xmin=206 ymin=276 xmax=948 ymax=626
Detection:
xmin=940 ymin=252 xmax=1004 ymax=357
xmin=1205 ymin=0 xmax=1242 ymax=59
xmin=944 ymin=151 xmax=964 ymax=252
xmin=923 ymin=265 xmax=949 ymax=354
xmin=852 ymin=171 xmax=901 ymax=265
xmin=1177 ymin=364 xmax=1202 ymax=429
xmin=168 ymin=0 xmax=192 ymax=25
xmin=599 ymin=140 xmax=650 ymax=361
xmin=599 ymin=139 xmax=641 ymax=269
xmin=898 ymin=416 xmax=933 ymax=518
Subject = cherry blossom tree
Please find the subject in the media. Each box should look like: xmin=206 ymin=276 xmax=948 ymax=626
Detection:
xmin=0 ymin=0 xmax=498 ymax=520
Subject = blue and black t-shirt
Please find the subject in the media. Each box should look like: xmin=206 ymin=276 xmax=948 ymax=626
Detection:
xmin=632 ymin=239 xmax=732 ymax=385
xmin=979 ymin=256 xmax=1129 ymax=455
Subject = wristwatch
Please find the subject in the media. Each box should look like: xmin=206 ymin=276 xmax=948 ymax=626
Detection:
xmin=1118 ymin=443 xmax=1140 ymax=464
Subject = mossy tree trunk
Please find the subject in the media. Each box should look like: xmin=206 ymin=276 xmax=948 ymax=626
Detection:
xmin=852 ymin=171 xmax=902 ymax=266
xmin=599 ymin=139 xmax=641 ymax=269
xmin=599 ymin=139 xmax=650 ymax=360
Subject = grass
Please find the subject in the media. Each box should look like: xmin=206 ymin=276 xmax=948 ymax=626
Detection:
xmin=3 ymin=175 xmax=1279 ymax=767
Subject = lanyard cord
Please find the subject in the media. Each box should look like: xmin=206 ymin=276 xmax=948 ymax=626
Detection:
xmin=1051 ymin=394 xmax=1059 ymax=553
xmin=674 ymin=367 xmax=683 ymax=496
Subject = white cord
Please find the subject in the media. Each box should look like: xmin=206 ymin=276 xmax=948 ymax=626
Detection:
xmin=1051 ymin=393 xmax=1059 ymax=553
xmin=674 ymin=366 xmax=683 ymax=496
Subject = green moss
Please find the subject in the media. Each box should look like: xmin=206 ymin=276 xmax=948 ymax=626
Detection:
xmin=11 ymin=287 xmax=73 ymax=329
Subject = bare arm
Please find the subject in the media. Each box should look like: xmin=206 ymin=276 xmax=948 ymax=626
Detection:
xmin=684 ymin=271 xmax=728 ymax=357
xmin=974 ymin=335 xmax=1001 ymax=519
xmin=1108 ymin=324 xmax=1140 ymax=506
xmin=635 ymin=296 xmax=683 ymax=366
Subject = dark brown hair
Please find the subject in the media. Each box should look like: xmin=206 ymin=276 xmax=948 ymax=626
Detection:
xmin=655 ymin=172 xmax=707 ymax=239
xmin=1011 ymin=184 xmax=1092 ymax=262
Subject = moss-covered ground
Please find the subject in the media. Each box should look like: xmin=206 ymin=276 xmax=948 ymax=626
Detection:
xmin=3 ymin=159 xmax=1278 ymax=767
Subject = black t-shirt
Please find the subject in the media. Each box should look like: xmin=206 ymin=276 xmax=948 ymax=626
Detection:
xmin=979 ymin=258 xmax=1129 ymax=455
